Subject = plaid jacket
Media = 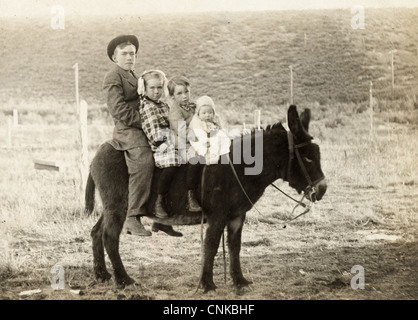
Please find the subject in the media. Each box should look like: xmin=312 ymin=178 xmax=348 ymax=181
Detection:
xmin=139 ymin=96 xmax=181 ymax=168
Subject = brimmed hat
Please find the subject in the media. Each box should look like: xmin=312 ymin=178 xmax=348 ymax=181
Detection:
xmin=107 ymin=35 xmax=139 ymax=61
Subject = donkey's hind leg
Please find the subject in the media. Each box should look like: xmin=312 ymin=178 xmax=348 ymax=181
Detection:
xmin=91 ymin=215 xmax=112 ymax=282
xmin=102 ymin=210 xmax=135 ymax=288
xmin=227 ymin=213 xmax=253 ymax=289
xmin=200 ymin=216 xmax=226 ymax=293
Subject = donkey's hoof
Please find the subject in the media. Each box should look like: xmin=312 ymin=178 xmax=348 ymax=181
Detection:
xmin=235 ymin=277 xmax=253 ymax=289
xmin=201 ymin=282 xmax=217 ymax=293
xmin=95 ymin=269 xmax=112 ymax=282
xmin=116 ymin=276 xmax=136 ymax=289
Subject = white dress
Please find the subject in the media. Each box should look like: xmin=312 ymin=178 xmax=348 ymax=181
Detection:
xmin=188 ymin=115 xmax=231 ymax=165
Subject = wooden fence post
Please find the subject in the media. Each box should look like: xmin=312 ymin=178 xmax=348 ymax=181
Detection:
xmin=7 ymin=117 xmax=12 ymax=147
xmin=78 ymin=100 xmax=89 ymax=201
xmin=72 ymin=63 xmax=80 ymax=113
xmin=254 ymin=109 xmax=261 ymax=130
xmin=73 ymin=63 xmax=88 ymax=203
xmin=389 ymin=50 xmax=396 ymax=90
xmin=289 ymin=65 xmax=294 ymax=104
xmin=13 ymin=109 xmax=18 ymax=126
xmin=370 ymin=81 xmax=374 ymax=140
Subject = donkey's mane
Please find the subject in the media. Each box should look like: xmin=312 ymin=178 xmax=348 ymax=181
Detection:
xmin=232 ymin=122 xmax=286 ymax=140
xmin=264 ymin=122 xmax=286 ymax=134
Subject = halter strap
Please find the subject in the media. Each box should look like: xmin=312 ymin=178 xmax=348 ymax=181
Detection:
xmin=287 ymin=131 xmax=294 ymax=180
xmin=287 ymin=131 xmax=324 ymax=190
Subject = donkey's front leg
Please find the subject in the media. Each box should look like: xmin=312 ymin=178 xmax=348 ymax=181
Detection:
xmin=199 ymin=217 xmax=225 ymax=293
xmin=227 ymin=213 xmax=252 ymax=289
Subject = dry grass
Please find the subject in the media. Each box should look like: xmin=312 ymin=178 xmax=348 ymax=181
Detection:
xmin=0 ymin=101 xmax=416 ymax=300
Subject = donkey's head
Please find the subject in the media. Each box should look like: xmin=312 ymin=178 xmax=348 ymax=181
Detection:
xmin=287 ymin=105 xmax=327 ymax=201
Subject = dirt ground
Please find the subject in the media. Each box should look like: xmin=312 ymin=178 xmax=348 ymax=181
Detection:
xmin=1 ymin=199 xmax=416 ymax=301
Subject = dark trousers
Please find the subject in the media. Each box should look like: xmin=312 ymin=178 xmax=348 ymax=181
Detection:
xmin=187 ymin=156 xmax=205 ymax=190
xmin=158 ymin=166 xmax=179 ymax=195
xmin=124 ymin=146 xmax=154 ymax=217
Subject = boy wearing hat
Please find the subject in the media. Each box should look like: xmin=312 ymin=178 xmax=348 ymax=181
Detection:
xmin=103 ymin=35 xmax=153 ymax=236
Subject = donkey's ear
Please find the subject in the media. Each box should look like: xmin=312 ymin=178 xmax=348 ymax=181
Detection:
xmin=288 ymin=105 xmax=312 ymax=141
xmin=300 ymin=108 xmax=311 ymax=132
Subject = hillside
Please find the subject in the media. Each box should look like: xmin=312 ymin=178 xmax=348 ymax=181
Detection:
xmin=1 ymin=8 xmax=417 ymax=111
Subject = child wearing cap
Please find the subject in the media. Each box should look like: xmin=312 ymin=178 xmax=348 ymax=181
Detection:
xmin=103 ymin=35 xmax=153 ymax=236
xmin=103 ymin=35 xmax=181 ymax=237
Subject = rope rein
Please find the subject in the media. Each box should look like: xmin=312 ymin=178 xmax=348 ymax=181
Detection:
xmin=227 ymin=155 xmax=263 ymax=215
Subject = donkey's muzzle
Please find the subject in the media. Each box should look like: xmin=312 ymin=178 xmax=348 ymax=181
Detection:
xmin=306 ymin=178 xmax=327 ymax=202
xmin=314 ymin=178 xmax=327 ymax=201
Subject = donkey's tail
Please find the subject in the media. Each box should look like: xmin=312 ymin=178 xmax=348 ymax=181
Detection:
xmin=85 ymin=172 xmax=95 ymax=216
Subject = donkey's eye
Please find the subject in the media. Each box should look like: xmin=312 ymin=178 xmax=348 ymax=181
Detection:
xmin=304 ymin=157 xmax=313 ymax=163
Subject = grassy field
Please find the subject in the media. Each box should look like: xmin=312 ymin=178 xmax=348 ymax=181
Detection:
xmin=1 ymin=9 xmax=418 ymax=112
xmin=0 ymin=8 xmax=417 ymax=300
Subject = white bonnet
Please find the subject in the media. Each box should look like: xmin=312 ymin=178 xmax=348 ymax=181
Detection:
xmin=196 ymin=95 xmax=216 ymax=115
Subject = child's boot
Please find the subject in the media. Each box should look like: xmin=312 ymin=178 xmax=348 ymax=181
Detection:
xmin=187 ymin=190 xmax=202 ymax=212
xmin=155 ymin=194 xmax=169 ymax=219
